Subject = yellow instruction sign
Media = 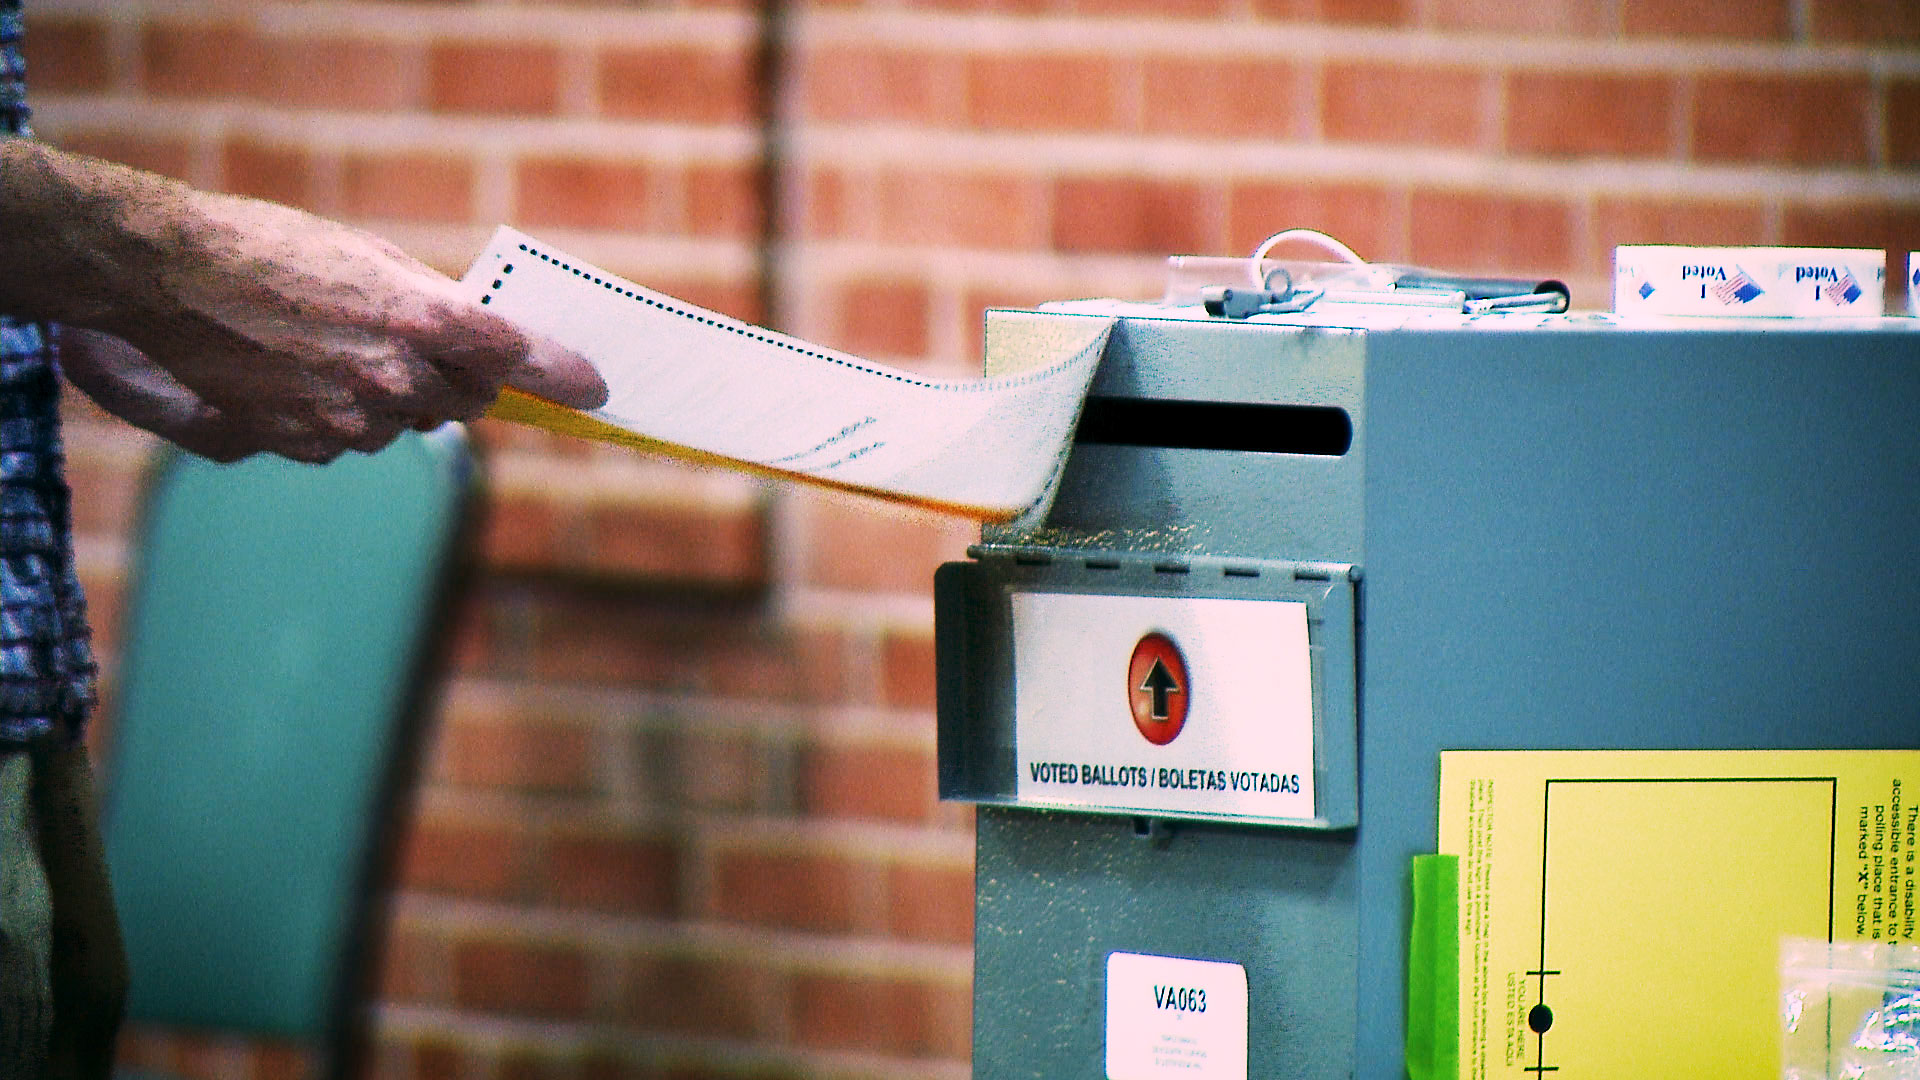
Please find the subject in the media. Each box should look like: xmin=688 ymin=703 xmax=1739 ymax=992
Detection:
xmin=1439 ymin=750 xmax=1920 ymax=1080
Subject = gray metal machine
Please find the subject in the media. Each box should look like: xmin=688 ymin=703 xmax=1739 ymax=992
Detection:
xmin=934 ymin=301 xmax=1920 ymax=1079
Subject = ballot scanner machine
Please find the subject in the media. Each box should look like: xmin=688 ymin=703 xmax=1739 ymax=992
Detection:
xmin=933 ymin=305 xmax=1920 ymax=1079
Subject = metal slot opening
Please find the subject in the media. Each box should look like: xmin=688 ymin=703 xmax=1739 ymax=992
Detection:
xmin=1154 ymin=562 xmax=1190 ymax=575
xmin=1223 ymin=567 xmax=1261 ymax=578
xmin=1074 ymin=397 xmax=1352 ymax=456
xmin=1084 ymin=559 xmax=1121 ymax=571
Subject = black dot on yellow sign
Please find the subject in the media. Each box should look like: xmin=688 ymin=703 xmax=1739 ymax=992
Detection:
xmin=1128 ymin=632 xmax=1188 ymax=746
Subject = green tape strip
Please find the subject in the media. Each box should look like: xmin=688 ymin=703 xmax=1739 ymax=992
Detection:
xmin=1406 ymin=854 xmax=1461 ymax=1080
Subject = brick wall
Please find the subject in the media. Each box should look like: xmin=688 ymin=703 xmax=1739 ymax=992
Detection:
xmin=22 ymin=0 xmax=1920 ymax=1077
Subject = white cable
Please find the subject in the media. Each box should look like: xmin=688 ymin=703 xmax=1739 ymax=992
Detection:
xmin=1248 ymin=229 xmax=1366 ymax=286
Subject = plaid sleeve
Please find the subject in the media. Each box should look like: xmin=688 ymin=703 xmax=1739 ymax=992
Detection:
xmin=0 ymin=1 xmax=101 ymax=747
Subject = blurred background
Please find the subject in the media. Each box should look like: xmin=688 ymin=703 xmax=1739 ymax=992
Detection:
xmin=20 ymin=0 xmax=1919 ymax=1075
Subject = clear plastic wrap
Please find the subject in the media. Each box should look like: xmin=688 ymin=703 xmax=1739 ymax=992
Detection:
xmin=1783 ymin=938 xmax=1920 ymax=1079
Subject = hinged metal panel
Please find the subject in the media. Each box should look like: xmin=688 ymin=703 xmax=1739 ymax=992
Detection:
xmin=936 ymin=544 xmax=1359 ymax=829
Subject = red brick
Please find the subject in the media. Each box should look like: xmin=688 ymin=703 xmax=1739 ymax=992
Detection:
xmin=1322 ymin=63 xmax=1483 ymax=149
xmin=61 ymin=450 xmax=144 ymax=538
xmin=1506 ymin=72 xmax=1676 ymax=158
xmin=1227 ymin=181 xmax=1401 ymax=263
xmin=686 ymin=162 xmax=764 ymax=238
xmin=1422 ymin=0 xmax=1608 ymax=32
xmin=111 ymin=1029 xmax=167 ymax=1075
xmin=260 ymin=36 xmax=418 ymax=112
xmin=1408 ymin=190 xmax=1574 ymax=273
xmin=394 ymin=814 xmax=527 ymax=898
xmin=436 ymin=716 xmax=596 ymax=793
xmin=967 ymin=55 xmax=1120 ymax=132
xmin=343 ymin=153 xmax=474 ymax=223
xmin=514 ymin=157 xmax=656 ymax=231
xmin=464 ymin=580 xmax=853 ymax=702
xmin=220 ymin=138 xmax=314 ymax=208
xmin=801 ymin=47 xmax=964 ymax=125
xmin=924 ymin=0 xmax=1057 ymax=9
xmin=881 ymin=630 xmax=937 ymax=710
xmin=800 ymin=744 xmax=938 ymax=822
xmin=142 ymin=1031 xmax=231 ymax=1079
xmin=623 ymin=954 xmax=766 ymax=1037
xmin=1622 ymin=0 xmax=1790 ymax=38
xmin=647 ymin=276 xmax=763 ymax=325
xmin=598 ymin=46 xmax=755 ymax=124
xmin=1891 ymin=79 xmax=1920 ymax=167
xmin=663 ymin=731 xmax=776 ymax=812
xmin=1692 ymin=75 xmax=1873 ymax=166
xmin=428 ymin=42 xmax=562 ymax=115
xmin=580 ymin=498 xmax=769 ymax=587
xmin=452 ymin=937 xmax=593 ymax=1018
xmin=1142 ymin=57 xmax=1306 ymax=138
xmin=1254 ymin=0 xmax=1411 ymax=23
xmin=1075 ymin=0 xmax=1227 ymax=15
xmin=869 ymin=170 xmax=1051 ymax=249
xmin=21 ymin=15 xmax=113 ymax=93
xmin=374 ymin=923 xmax=449 ymax=1004
xmin=247 ymin=1043 xmax=309 ymax=1080
xmin=789 ymin=974 xmax=971 ymax=1059
xmin=799 ymin=496 xmax=973 ymax=592
xmin=50 ymin=132 xmax=193 ymax=181
xmin=1592 ymin=197 xmax=1770 ymax=272
xmin=888 ymin=863 xmax=974 ymax=945
xmin=403 ymin=1038 xmax=466 ymax=1080
xmin=142 ymin=21 xmax=264 ymax=100
xmin=1808 ymin=0 xmax=1920 ymax=43
xmin=711 ymin=850 xmax=861 ymax=932
xmin=477 ymin=489 xmax=560 ymax=567
xmin=803 ymin=166 xmax=848 ymax=238
xmin=700 ymin=625 xmax=852 ymax=703
xmin=495 ymin=1048 xmax=575 ymax=1080
xmin=1051 ymin=177 xmax=1219 ymax=255
xmin=467 ymin=415 xmax=594 ymax=459
xmin=541 ymin=829 xmax=681 ymax=915
xmin=833 ymin=278 xmax=931 ymax=357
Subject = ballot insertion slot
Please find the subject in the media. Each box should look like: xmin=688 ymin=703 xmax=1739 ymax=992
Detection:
xmin=1074 ymin=397 xmax=1353 ymax=456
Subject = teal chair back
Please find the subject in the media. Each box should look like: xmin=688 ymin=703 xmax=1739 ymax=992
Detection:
xmin=102 ymin=426 xmax=474 ymax=1073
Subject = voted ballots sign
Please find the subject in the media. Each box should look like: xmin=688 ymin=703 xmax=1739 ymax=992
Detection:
xmin=1012 ymin=592 xmax=1315 ymax=822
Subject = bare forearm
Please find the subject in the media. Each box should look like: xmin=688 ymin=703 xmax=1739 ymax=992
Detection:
xmin=1 ymin=139 xmax=605 ymax=461
xmin=0 ymin=139 xmax=190 ymax=329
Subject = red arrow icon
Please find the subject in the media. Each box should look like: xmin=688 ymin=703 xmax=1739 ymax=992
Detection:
xmin=1128 ymin=632 xmax=1189 ymax=745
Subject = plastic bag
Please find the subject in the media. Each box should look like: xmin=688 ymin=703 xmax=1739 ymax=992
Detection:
xmin=1783 ymin=938 xmax=1920 ymax=1079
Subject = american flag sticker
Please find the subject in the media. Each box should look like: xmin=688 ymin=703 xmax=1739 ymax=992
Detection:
xmin=1822 ymin=270 xmax=1862 ymax=306
xmin=1710 ymin=268 xmax=1764 ymax=306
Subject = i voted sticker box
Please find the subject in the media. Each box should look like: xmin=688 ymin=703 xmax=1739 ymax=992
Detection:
xmin=1615 ymin=245 xmax=1886 ymax=317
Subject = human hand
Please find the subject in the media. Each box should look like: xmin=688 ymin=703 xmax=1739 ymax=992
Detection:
xmin=2 ymin=143 xmax=608 ymax=462
xmin=57 ymin=326 xmax=268 ymax=463
xmin=100 ymin=189 xmax=607 ymax=462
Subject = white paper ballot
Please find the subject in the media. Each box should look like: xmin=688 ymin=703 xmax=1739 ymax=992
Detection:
xmin=465 ymin=228 xmax=1112 ymax=519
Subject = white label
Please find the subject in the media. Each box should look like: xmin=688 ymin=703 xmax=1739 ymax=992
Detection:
xmin=1614 ymin=245 xmax=1886 ymax=317
xmin=1012 ymin=592 xmax=1315 ymax=821
xmin=1106 ymin=952 xmax=1249 ymax=1080
xmin=1908 ymin=252 xmax=1919 ymax=317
